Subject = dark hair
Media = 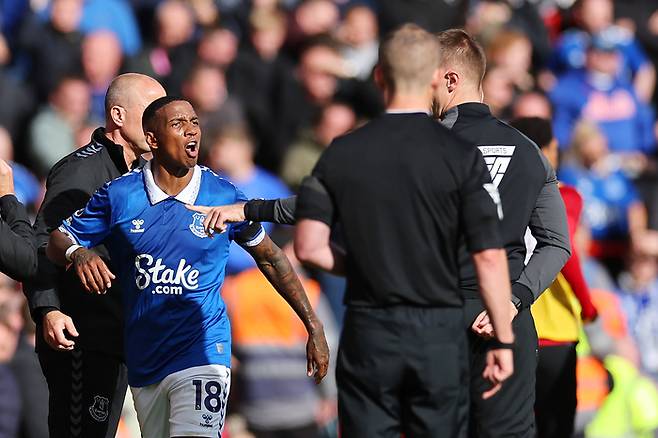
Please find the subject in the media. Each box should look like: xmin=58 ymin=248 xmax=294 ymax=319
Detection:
xmin=142 ymin=96 xmax=187 ymax=131
xmin=509 ymin=117 xmax=554 ymax=149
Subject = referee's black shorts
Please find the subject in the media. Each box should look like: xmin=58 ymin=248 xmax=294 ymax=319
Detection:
xmin=336 ymin=305 xmax=468 ymax=438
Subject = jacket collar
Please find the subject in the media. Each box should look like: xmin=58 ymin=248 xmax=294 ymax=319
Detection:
xmin=142 ymin=160 xmax=202 ymax=205
xmin=91 ymin=127 xmax=145 ymax=172
xmin=440 ymin=102 xmax=492 ymax=129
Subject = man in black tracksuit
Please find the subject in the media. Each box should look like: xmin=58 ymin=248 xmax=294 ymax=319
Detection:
xmin=432 ymin=30 xmax=571 ymax=437
xmin=0 ymin=158 xmax=36 ymax=280
xmin=24 ymin=73 xmax=166 ymax=438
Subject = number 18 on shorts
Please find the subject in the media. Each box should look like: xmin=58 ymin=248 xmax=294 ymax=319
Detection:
xmin=131 ymin=364 xmax=231 ymax=437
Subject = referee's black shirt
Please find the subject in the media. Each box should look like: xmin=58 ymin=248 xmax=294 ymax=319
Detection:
xmin=296 ymin=112 xmax=503 ymax=308
xmin=26 ymin=128 xmax=143 ymax=356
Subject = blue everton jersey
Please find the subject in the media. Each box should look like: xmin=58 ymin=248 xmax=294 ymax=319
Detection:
xmin=59 ymin=162 xmax=265 ymax=387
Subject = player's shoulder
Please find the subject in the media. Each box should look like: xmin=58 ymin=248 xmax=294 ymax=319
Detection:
xmin=106 ymin=166 xmax=144 ymax=191
xmin=198 ymin=165 xmax=239 ymax=193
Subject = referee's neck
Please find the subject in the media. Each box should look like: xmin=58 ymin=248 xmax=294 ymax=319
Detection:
xmin=385 ymin=94 xmax=431 ymax=114
xmin=443 ymin=88 xmax=484 ymax=114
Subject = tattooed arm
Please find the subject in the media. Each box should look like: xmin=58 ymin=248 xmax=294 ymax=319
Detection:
xmin=243 ymin=234 xmax=330 ymax=383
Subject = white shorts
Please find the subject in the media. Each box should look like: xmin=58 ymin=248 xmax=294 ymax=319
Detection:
xmin=131 ymin=364 xmax=231 ymax=438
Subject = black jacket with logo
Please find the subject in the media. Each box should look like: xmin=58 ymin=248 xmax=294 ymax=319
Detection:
xmin=26 ymin=128 xmax=142 ymax=356
xmin=441 ymin=103 xmax=571 ymax=321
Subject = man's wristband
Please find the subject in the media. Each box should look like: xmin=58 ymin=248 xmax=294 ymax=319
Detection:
xmin=65 ymin=244 xmax=83 ymax=262
xmin=511 ymin=282 xmax=533 ymax=309
xmin=244 ymin=199 xmax=275 ymax=223
xmin=488 ymin=338 xmax=515 ymax=350
xmin=39 ymin=306 xmax=59 ymax=320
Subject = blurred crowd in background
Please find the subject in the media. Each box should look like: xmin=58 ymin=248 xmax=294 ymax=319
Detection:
xmin=0 ymin=0 xmax=658 ymax=437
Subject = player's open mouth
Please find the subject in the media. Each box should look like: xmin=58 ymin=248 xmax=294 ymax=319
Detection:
xmin=185 ymin=141 xmax=198 ymax=158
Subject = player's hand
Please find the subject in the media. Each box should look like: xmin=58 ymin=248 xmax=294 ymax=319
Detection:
xmin=482 ymin=347 xmax=514 ymax=399
xmin=43 ymin=310 xmax=79 ymax=351
xmin=0 ymin=159 xmax=14 ymax=197
xmin=306 ymin=323 xmax=330 ymax=384
xmin=471 ymin=302 xmax=518 ymax=338
xmin=70 ymin=248 xmax=115 ymax=294
xmin=185 ymin=203 xmax=247 ymax=237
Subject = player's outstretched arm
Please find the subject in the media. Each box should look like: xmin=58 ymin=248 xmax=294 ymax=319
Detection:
xmin=244 ymin=235 xmax=330 ymax=384
xmin=186 ymin=196 xmax=298 ymax=235
xmin=47 ymin=230 xmax=115 ymax=294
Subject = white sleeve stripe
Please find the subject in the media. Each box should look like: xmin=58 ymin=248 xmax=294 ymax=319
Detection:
xmin=239 ymin=226 xmax=266 ymax=247
xmin=58 ymin=225 xmax=80 ymax=245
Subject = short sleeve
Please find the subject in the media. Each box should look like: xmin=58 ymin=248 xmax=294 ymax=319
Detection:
xmin=295 ymin=153 xmax=335 ymax=226
xmin=458 ymin=148 xmax=503 ymax=253
xmin=621 ymin=175 xmax=639 ymax=206
xmin=58 ymin=183 xmax=113 ymax=248
xmin=228 ymin=187 xmax=266 ymax=247
xmin=623 ymin=40 xmax=649 ymax=74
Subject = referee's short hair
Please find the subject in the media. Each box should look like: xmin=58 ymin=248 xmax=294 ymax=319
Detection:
xmin=436 ymin=29 xmax=487 ymax=87
xmin=378 ymin=24 xmax=440 ymax=94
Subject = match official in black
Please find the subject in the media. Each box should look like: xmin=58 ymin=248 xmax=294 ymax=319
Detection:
xmin=0 ymin=158 xmax=36 ymax=280
xmin=293 ymin=25 xmax=515 ymax=437
xmin=433 ymin=30 xmax=571 ymax=438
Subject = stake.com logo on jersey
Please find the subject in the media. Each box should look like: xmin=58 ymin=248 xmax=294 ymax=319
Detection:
xmin=134 ymin=254 xmax=200 ymax=295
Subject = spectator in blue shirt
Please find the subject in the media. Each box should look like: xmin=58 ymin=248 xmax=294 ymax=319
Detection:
xmin=550 ymin=32 xmax=655 ymax=156
xmin=551 ymin=0 xmax=655 ymax=103
xmin=79 ymin=0 xmax=141 ymax=56
xmin=616 ymin=250 xmax=658 ymax=382
xmin=559 ymin=121 xmax=647 ymax=261
xmin=206 ymin=126 xmax=292 ymax=274
xmin=81 ymin=31 xmax=123 ymax=121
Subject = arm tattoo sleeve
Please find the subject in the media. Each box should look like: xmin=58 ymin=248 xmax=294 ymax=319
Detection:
xmin=245 ymin=235 xmax=319 ymax=331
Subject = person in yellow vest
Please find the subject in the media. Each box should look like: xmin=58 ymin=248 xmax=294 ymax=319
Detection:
xmin=222 ymin=241 xmax=338 ymax=438
xmin=577 ymin=288 xmax=658 ymax=438
xmin=511 ymin=117 xmax=598 ymax=438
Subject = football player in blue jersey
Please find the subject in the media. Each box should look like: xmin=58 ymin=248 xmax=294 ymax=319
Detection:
xmin=46 ymin=96 xmax=330 ymax=438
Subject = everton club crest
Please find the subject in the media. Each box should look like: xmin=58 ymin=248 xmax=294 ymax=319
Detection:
xmin=89 ymin=395 xmax=109 ymax=422
xmin=189 ymin=213 xmax=208 ymax=238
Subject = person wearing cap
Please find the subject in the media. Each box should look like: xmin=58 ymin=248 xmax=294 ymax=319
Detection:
xmin=551 ymin=0 xmax=655 ymax=103
xmin=550 ymin=30 xmax=655 ymax=156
